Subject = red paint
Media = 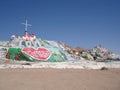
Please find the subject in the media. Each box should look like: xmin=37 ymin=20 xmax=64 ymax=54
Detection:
xmin=22 ymin=47 xmax=51 ymax=61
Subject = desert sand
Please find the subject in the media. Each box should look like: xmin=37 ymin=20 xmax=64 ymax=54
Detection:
xmin=0 ymin=69 xmax=120 ymax=90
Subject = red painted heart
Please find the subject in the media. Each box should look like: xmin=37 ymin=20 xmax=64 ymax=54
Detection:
xmin=22 ymin=47 xmax=51 ymax=61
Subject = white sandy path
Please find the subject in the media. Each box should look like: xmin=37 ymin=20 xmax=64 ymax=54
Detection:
xmin=0 ymin=60 xmax=120 ymax=69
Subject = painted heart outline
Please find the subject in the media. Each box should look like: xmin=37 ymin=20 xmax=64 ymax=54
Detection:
xmin=22 ymin=47 xmax=51 ymax=61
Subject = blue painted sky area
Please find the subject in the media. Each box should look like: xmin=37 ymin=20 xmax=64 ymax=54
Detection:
xmin=0 ymin=0 xmax=120 ymax=54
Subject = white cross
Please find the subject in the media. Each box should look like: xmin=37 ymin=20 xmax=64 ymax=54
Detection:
xmin=22 ymin=20 xmax=32 ymax=32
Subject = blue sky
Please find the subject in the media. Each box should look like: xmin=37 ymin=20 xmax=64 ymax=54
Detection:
xmin=0 ymin=0 xmax=120 ymax=54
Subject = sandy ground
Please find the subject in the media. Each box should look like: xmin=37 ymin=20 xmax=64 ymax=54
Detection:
xmin=0 ymin=69 xmax=120 ymax=90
